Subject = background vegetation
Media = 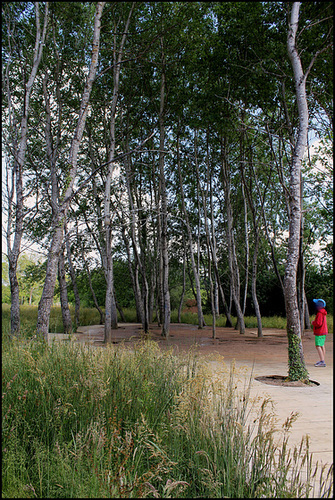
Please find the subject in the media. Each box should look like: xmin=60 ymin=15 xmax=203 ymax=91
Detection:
xmin=2 ymin=253 xmax=333 ymax=317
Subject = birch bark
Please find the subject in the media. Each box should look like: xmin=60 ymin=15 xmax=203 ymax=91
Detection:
xmin=104 ymin=3 xmax=135 ymax=342
xmin=123 ymin=133 xmax=149 ymax=332
xmin=176 ymin=128 xmax=205 ymax=329
xmin=43 ymin=69 xmax=73 ymax=336
xmin=65 ymin=225 xmax=80 ymax=329
xmin=285 ymin=1 xmax=309 ymax=381
xmin=220 ymin=138 xmax=245 ymax=334
xmin=4 ymin=2 xmax=48 ymax=336
xmin=37 ymin=2 xmax=105 ymax=339
xmin=77 ymin=229 xmax=105 ymax=325
xmin=196 ymin=132 xmax=217 ymax=337
xmin=178 ymin=243 xmax=187 ymax=323
xmin=58 ymin=245 xmax=73 ymax=334
xmin=119 ymin=213 xmax=143 ymax=324
xmin=208 ymin=165 xmax=232 ymax=327
xmin=158 ymin=37 xmax=171 ymax=337
xmin=240 ymin=152 xmax=265 ymax=338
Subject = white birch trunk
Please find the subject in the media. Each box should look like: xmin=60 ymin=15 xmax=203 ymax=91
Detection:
xmin=221 ymin=138 xmax=245 ymax=334
xmin=104 ymin=4 xmax=134 ymax=342
xmin=64 ymin=225 xmax=80 ymax=329
xmin=240 ymin=154 xmax=263 ymax=337
xmin=58 ymin=245 xmax=73 ymax=334
xmin=37 ymin=2 xmax=105 ymax=340
xmin=284 ymin=1 xmax=309 ymax=380
xmin=122 ymin=131 xmax=150 ymax=331
xmin=176 ymin=129 xmax=205 ymax=329
xmin=178 ymin=243 xmax=187 ymax=323
xmin=241 ymin=183 xmax=249 ymax=316
xmin=5 ymin=3 xmax=48 ymax=336
xmin=251 ymin=232 xmax=263 ymax=337
xmin=196 ymin=135 xmax=217 ymax=336
xmin=158 ymin=37 xmax=171 ymax=337
xmin=81 ymin=246 xmax=105 ymax=325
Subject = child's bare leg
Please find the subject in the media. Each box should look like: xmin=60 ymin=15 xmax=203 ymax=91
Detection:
xmin=322 ymin=344 xmax=326 ymax=361
xmin=315 ymin=346 xmax=324 ymax=362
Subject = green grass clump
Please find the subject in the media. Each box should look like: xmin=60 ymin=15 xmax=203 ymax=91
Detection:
xmin=2 ymin=337 xmax=333 ymax=498
xmin=171 ymin=309 xmax=333 ymax=333
xmin=77 ymin=305 xmax=103 ymax=326
xmin=243 ymin=315 xmax=288 ymax=329
xmin=170 ymin=310 xmax=199 ymax=325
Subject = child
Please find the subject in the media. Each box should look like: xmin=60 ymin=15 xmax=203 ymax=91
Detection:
xmin=312 ymin=299 xmax=328 ymax=367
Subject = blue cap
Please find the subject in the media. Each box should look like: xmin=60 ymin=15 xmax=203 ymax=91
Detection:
xmin=313 ymin=299 xmax=326 ymax=308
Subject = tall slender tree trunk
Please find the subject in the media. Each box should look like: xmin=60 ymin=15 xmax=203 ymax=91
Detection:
xmin=304 ymin=291 xmax=311 ymax=330
xmin=133 ymin=157 xmax=150 ymax=333
xmin=152 ymin=160 xmax=162 ymax=327
xmin=5 ymin=3 xmax=48 ymax=337
xmin=104 ymin=4 xmax=134 ymax=342
xmin=176 ymin=127 xmax=205 ymax=328
xmin=65 ymin=225 xmax=80 ymax=329
xmin=240 ymin=150 xmax=264 ymax=337
xmin=284 ymin=1 xmax=309 ymax=381
xmin=159 ymin=37 xmax=170 ymax=337
xmin=121 ymin=220 xmax=144 ymax=324
xmin=240 ymin=119 xmax=249 ymax=317
xmin=37 ymin=2 xmax=104 ymax=340
xmin=196 ymin=130 xmax=218 ymax=337
xmin=241 ymin=183 xmax=249 ymax=316
xmin=211 ymin=217 xmax=231 ymax=326
xmin=178 ymin=243 xmax=187 ymax=323
xmin=207 ymin=243 xmax=216 ymax=339
xmin=58 ymin=245 xmax=73 ymax=334
xmin=251 ymin=232 xmax=262 ymax=337
xmin=208 ymin=157 xmax=232 ymax=326
xmin=220 ymin=137 xmax=245 ymax=334
xmin=123 ymin=135 xmax=149 ymax=332
xmin=80 ymin=240 xmax=105 ymax=325
xmin=297 ymin=173 xmax=306 ymax=334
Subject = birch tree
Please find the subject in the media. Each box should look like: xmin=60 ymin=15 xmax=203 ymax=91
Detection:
xmin=176 ymin=126 xmax=205 ymax=329
xmin=103 ymin=2 xmax=135 ymax=342
xmin=157 ymin=35 xmax=171 ymax=337
xmin=3 ymin=2 xmax=49 ymax=337
xmin=36 ymin=2 xmax=105 ymax=339
xmin=284 ymin=1 xmax=328 ymax=381
xmin=220 ymin=136 xmax=246 ymax=334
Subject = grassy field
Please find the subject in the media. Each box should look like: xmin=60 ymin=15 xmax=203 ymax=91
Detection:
xmin=2 ymin=305 xmax=333 ymax=498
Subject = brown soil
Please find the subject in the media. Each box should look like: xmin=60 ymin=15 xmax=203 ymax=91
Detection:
xmin=254 ymin=375 xmax=320 ymax=387
xmin=74 ymin=323 xmax=333 ymax=387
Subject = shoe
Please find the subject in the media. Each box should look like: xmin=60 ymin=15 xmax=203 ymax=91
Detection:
xmin=314 ymin=361 xmax=326 ymax=367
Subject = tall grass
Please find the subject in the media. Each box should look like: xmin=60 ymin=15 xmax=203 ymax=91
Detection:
xmin=2 ymin=337 xmax=333 ymax=498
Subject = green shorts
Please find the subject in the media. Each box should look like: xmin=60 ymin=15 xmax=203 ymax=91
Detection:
xmin=315 ymin=335 xmax=326 ymax=347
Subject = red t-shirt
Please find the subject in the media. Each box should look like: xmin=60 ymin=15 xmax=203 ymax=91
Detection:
xmin=312 ymin=308 xmax=328 ymax=335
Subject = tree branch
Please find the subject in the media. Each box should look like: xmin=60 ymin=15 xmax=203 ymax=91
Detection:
xmin=303 ymin=41 xmax=333 ymax=82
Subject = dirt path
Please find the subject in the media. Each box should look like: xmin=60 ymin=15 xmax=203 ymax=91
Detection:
xmin=73 ymin=322 xmax=332 ymax=368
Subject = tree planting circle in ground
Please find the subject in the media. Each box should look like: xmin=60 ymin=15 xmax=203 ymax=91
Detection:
xmin=254 ymin=375 xmax=320 ymax=387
